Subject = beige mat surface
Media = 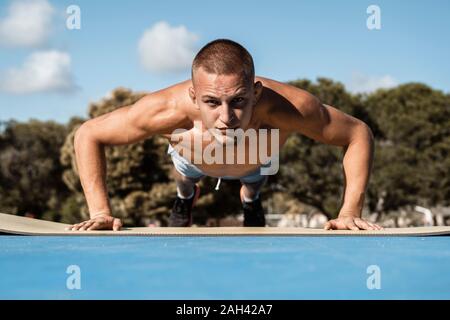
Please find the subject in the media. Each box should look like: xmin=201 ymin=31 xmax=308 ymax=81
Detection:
xmin=1 ymin=212 xmax=450 ymax=236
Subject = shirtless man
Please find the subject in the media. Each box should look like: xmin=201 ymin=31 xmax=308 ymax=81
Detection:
xmin=70 ymin=39 xmax=382 ymax=231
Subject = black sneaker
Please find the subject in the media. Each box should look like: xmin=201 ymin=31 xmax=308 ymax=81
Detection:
xmin=169 ymin=185 xmax=200 ymax=227
xmin=242 ymin=197 xmax=266 ymax=227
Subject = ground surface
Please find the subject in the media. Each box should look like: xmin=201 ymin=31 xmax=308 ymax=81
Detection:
xmin=1 ymin=235 xmax=449 ymax=299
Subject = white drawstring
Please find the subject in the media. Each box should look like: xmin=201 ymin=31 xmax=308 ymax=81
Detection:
xmin=215 ymin=178 xmax=222 ymax=190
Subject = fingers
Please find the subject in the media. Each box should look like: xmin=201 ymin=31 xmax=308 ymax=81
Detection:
xmin=371 ymin=222 xmax=383 ymax=230
xmin=363 ymin=221 xmax=383 ymax=230
xmin=79 ymin=220 xmax=96 ymax=231
xmin=354 ymin=218 xmax=374 ymax=230
xmin=113 ymin=218 xmax=122 ymax=231
xmin=353 ymin=219 xmax=384 ymax=231
xmin=87 ymin=221 xmax=102 ymax=231
xmin=69 ymin=220 xmax=90 ymax=231
xmin=328 ymin=218 xmax=358 ymax=230
xmin=346 ymin=220 xmax=359 ymax=231
xmin=324 ymin=220 xmax=336 ymax=230
xmin=324 ymin=217 xmax=383 ymax=231
xmin=68 ymin=216 xmax=115 ymax=231
xmin=324 ymin=219 xmax=348 ymax=230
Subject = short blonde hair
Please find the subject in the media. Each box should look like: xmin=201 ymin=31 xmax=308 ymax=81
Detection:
xmin=192 ymin=39 xmax=255 ymax=84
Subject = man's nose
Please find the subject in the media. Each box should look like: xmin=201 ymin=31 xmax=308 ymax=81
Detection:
xmin=219 ymin=104 xmax=236 ymax=126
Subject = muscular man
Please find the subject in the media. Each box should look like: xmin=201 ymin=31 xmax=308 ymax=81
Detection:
xmin=70 ymin=39 xmax=382 ymax=231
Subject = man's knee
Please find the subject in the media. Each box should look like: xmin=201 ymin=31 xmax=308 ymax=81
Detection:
xmin=240 ymin=176 xmax=267 ymax=201
xmin=241 ymin=176 xmax=268 ymax=190
xmin=172 ymin=167 xmax=202 ymax=184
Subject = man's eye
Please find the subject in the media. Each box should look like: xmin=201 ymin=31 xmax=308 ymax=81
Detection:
xmin=232 ymin=97 xmax=245 ymax=103
xmin=207 ymin=100 xmax=219 ymax=105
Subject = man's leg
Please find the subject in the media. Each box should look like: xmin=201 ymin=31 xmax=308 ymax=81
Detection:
xmin=167 ymin=143 xmax=205 ymax=226
xmin=240 ymin=175 xmax=268 ymax=227
xmin=169 ymin=167 xmax=203 ymax=227
xmin=172 ymin=167 xmax=202 ymax=198
xmin=240 ymin=175 xmax=268 ymax=202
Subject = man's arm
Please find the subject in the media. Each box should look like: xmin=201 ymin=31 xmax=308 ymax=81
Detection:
xmin=71 ymin=92 xmax=188 ymax=231
xmin=272 ymin=88 xmax=381 ymax=230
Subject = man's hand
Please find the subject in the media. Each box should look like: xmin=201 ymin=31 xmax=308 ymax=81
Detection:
xmin=324 ymin=215 xmax=382 ymax=231
xmin=68 ymin=214 xmax=122 ymax=231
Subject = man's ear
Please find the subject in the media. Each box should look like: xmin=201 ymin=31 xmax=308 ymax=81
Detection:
xmin=188 ymin=87 xmax=199 ymax=108
xmin=253 ymin=81 xmax=263 ymax=103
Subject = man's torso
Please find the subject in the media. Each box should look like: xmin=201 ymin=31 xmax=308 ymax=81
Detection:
xmin=160 ymin=76 xmax=305 ymax=177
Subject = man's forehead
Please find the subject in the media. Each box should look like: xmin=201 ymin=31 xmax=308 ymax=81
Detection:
xmin=193 ymin=69 xmax=250 ymax=96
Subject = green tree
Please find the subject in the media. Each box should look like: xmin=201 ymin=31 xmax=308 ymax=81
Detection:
xmin=364 ymin=83 xmax=450 ymax=211
xmin=0 ymin=120 xmax=70 ymax=219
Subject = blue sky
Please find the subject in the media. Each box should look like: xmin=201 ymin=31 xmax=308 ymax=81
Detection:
xmin=0 ymin=0 xmax=449 ymax=123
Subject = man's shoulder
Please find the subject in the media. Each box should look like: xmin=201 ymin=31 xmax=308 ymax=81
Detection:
xmin=127 ymin=80 xmax=194 ymax=134
xmin=142 ymin=79 xmax=192 ymax=103
xmin=135 ymin=79 xmax=194 ymax=115
xmin=257 ymin=76 xmax=317 ymax=106
xmin=256 ymin=76 xmax=321 ymax=121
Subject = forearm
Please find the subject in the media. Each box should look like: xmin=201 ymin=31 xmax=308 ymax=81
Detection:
xmin=74 ymin=125 xmax=112 ymax=218
xmin=340 ymin=123 xmax=374 ymax=217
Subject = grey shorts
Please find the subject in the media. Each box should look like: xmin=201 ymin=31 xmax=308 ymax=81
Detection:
xmin=167 ymin=144 xmax=270 ymax=184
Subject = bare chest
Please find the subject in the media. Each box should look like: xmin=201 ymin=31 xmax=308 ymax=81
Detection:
xmin=166 ymin=127 xmax=289 ymax=177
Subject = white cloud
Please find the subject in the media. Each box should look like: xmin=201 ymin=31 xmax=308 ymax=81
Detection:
xmin=0 ymin=50 xmax=76 ymax=94
xmin=0 ymin=0 xmax=54 ymax=48
xmin=138 ymin=21 xmax=199 ymax=73
xmin=347 ymin=72 xmax=398 ymax=93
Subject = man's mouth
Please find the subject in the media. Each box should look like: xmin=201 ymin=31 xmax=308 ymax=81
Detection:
xmin=216 ymin=126 xmax=239 ymax=131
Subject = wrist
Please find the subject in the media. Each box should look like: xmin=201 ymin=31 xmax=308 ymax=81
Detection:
xmin=90 ymin=211 xmax=112 ymax=219
xmin=338 ymin=207 xmax=362 ymax=218
xmin=340 ymin=192 xmax=365 ymax=217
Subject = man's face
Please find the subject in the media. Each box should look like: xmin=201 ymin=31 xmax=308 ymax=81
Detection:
xmin=190 ymin=67 xmax=261 ymax=145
